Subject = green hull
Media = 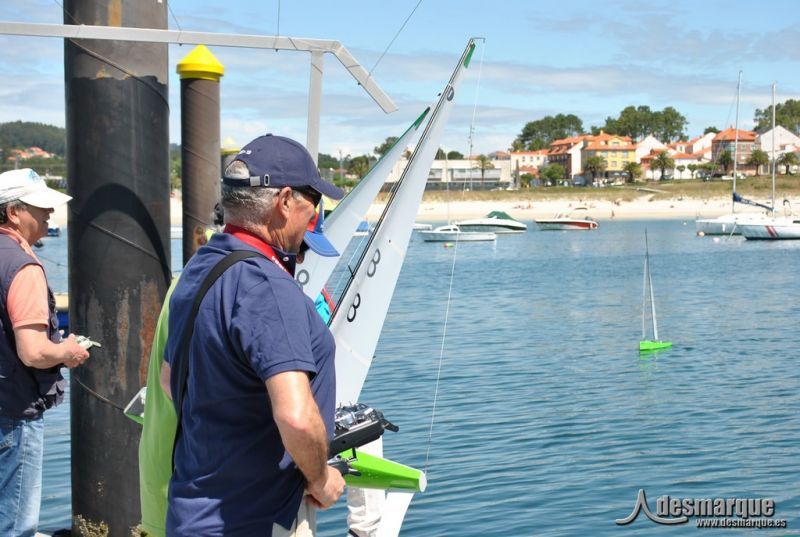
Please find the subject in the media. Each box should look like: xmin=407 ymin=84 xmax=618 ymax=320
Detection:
xmin=341 ymin=449 xmax=427 ymax=492
xmin=639 ymin=340 xmax=672 ymax=352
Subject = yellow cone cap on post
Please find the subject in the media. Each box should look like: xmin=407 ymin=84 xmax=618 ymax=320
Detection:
xmin=177 ymin=45 xmax=224 ymax=81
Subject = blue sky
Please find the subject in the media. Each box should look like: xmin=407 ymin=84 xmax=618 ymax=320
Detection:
xmin=1 ymin=0 xmax=799 ymax=157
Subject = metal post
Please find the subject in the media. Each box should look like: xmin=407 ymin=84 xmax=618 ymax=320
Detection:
xmin=307 ymin=51 xmax=324 ymax=164
xmin=177 ymin=45 xmax=224 ymax=264
xmin=65 ymin=0 xmax=169 ymax=534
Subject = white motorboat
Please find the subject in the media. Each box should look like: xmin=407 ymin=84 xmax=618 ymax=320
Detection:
xmin=455 ymin=211 xmax=527 ymax=233
xmin=419 ymin=224 xmax=496 ymax=242
xmin=535 ymin=207 xmax=598 ymax=230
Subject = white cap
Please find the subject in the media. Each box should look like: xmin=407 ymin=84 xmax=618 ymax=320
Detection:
xmin=0 ymin=168 xmax=72 ymax=209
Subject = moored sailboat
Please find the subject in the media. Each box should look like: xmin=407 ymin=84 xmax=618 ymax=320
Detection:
xmin=639 ymin=230 xmax=672 ymax=352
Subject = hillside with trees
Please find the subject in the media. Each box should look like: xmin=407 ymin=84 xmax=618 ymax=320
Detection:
xmin=0 ymin=121 xmax=66 ymax=156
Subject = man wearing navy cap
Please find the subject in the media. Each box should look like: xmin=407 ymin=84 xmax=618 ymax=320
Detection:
xmin=164 ymin=134 xmax=345 ymax=536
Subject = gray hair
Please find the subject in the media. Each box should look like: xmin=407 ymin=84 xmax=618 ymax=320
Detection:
xmin=221 ymin=185 xmax=279 ymax=228
xmin=220 ymin=186 xmax=310 ymax=229
xmin=0 ymin=200 xmax=25 ymax=226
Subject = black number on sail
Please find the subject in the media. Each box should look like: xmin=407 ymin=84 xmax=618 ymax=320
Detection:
xmin=367 ymin=249 xmax=381 ymax=277
xmin=347 ymin=293 xmax=361 ymax=322
xmin=296 ymin=269 xmax=309 ymax=288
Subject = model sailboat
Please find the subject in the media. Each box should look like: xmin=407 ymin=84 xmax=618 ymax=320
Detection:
xmin=639 ymin=230 xmax=672 ymax=352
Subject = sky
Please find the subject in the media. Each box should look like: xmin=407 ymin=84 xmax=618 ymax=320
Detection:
xmin=1 ymin=0 xmax=799 ymax=158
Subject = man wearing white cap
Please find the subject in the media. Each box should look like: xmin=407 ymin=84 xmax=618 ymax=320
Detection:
xmin=0 ymin=168 xmax=90 ymax=536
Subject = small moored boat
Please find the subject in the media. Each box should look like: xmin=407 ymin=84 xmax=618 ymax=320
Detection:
xmin=419 ymin=224 xmax=496 ymax=242
xmin=535 ymin=207 xmax=598 ymax=230
xmin=455 ymin=211 xmax=527 ymax=233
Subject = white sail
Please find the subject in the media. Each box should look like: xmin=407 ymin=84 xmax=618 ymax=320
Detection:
xmin=296 ymin=108 xmax=430 ymax=300
xmin=331 ymin=39 xmax=477 ymax=405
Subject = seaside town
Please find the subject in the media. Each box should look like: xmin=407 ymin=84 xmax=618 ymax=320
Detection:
xmin=379 ymin=126 xmax=800 ymax=190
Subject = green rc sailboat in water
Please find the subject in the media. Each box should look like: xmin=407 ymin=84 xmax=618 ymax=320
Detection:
xmin=639 ymin=230 xmax=672 ymax=352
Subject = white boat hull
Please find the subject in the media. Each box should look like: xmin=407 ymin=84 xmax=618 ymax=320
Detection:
xmin=695 ymin=213 xmax=768 ymax=235
xmin=419 ymin=224 xmax=496 ymax=242
xmin=419 ymin=230 xmax=497 ymax=242
xmin=536 ymin=219 xmax=598 ymax=231
xmin=739 ymin=219 xmax=800 ymax=240
xmin=454 ymin=218 xmax=527 ymax=233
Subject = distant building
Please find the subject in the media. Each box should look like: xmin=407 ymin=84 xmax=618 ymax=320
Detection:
xmin=510 ymin=150 xmax=548 ymax=184
xmin=546 ymin=136 xmax=584 ymax=179
xmin=580 ymin=131 xmax=636 ymax=180
xmin=9 ymin=146 xmax=56 ymax=161
xmin=712 ymin=127 xmax=757 ymax=174
xmin=635 ymin=135 xmax=667 ymax=162
xmin=384 ymin=156 xmax=513 ymax=190
xmin=757 ymin=125 xmax=800 ymax=163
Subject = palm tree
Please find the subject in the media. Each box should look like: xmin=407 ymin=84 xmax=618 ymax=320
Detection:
xmin=777 ymin=152 xmax=798 ymax=175
xmin=717 ymin=149 xmax=733 ymax=175
xmin=623 ymin=161 xmax=642 ymax=183
xmin=747 ymin=149 xmax=769 ymax=175
xmin=473 ymin=154 xmax=494 ymax=190
xmin=652 ymin=151 xmax=675 ymax=180
xmin=584 ymin=156 xmax=606 ymax=186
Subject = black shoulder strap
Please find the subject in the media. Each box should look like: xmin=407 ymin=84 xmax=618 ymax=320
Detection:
xmin=172 ymin=249 xmax=267 ymax=467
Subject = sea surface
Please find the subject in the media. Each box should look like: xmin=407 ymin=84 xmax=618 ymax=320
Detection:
xmin=37 ymin=219 xmax=800 ymax=536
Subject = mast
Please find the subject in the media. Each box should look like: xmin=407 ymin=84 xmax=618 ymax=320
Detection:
xmin=645 ymin=230 xmax=659 ymax=341
xmin=732 ymin=70 xmax=742 ymax=213
xmin=771 ymin=82 xmax=776 ymax=214
xmin=641 ymin=247 xmax=648 ymax=340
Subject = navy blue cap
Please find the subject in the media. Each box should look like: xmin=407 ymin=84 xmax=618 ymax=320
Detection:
xmin=303 ymin=198 xmax=338 ymax=257
xmin=222 ymin=134 xmax=344 ymax=200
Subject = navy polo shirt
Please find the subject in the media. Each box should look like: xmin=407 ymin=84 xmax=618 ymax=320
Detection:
xmin=165 ymin=232 xmax=336 ymax=536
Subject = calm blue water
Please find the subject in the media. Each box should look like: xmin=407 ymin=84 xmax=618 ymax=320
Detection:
xmin=38 ymin=220 xmax=800 ymax=535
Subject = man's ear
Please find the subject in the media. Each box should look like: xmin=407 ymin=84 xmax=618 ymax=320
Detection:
xmin=274 ymin=187 xmax=293 ymax=219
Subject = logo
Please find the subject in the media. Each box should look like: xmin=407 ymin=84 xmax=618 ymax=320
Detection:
xmin=617 ymin=489 xmax=787 ymax=529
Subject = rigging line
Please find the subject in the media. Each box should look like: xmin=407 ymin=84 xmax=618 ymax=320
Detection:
xmin=424 ymin=39 xmax=485 ymax=472
xmin=52 ymin=0 xmax=79 ymax=25
xmin=423 ymin=216 xmax=459 ymax=473
xmin=72 ymin=374 xmax=126 ymax=412
xmin=35 ymin=250 xmax=68 ymax=269
xmin=368 ymin=0 xmax=424 ymax=77
xmin=166 ymin=0 xmax=183 ymax=32
xmin=276 ymin=0 xmax=281 ymax=38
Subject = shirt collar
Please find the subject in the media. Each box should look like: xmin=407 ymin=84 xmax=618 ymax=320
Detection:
xmin=223 ymin=224 xmax=297 ymax=276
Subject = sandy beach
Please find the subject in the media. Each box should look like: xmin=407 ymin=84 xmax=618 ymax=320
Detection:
xmin=49 ymin=193 xmax=784 ymax=228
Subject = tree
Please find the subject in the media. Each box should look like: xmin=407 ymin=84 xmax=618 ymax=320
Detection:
xmin=717 ymin=150 xmax=733 ymax=175
xmin=652 ymin=151 xmax=675 ymax=180
xmin=347 ymin=155 xmax=370 ymax=179
xmin=317 ymin=153 xmax=339 ymax=170
xmin=777 ymin=152 xmax=798 ymax=174
xmin=539 ymin=164 xmax=565 ymax=185
xmin=687 ymin=163 xmax=698 ymax=179
xmin=754 ymin=99 xmax=800 ymax=134
xmin=599 ymin=105 xmax=687 ymax=142
xmin=623 ymin=161 xmax=642 ymax=183
xmin=447 ymin=150 xmax=464 ymax=159
xmin=747 ymin=149 xmax=769 ymax=175
xmin=514 ymin=114 xmax=583 ymax=150
xmin=374 ymin=136 xmax=399 ymax=158
xmin=704 ymin=126 xmax=720 ymax=135
xmin=584 ymin=156 xmax=606 ymax=185
xmin=519 ymin=173 xmax=534 ymax=188
xmin=676 ymin=165 xmax=686 ymax=178
xmin=473 ymin=154 xmax=494 ymax=189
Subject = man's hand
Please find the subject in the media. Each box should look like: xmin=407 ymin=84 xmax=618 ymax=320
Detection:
xmin=61 ymin=334 xmax=90 ymax=369
xmin=305 ymin=466 xmax=346 ymax=509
